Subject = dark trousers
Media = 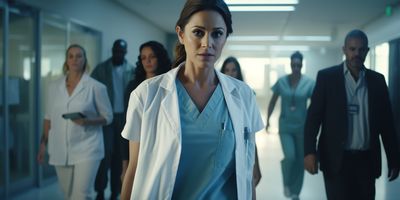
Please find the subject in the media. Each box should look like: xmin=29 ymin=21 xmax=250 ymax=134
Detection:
xmin=323 ymin=150 xmax=375 ymax=200
xmin=95 ymin=113 xmax=124 ymax=196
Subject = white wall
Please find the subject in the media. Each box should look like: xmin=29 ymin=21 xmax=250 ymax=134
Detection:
xmin=18 ymin=0 xmax=167 ymax=65
xmin=289 ymin=6 xmax=400 ymax=78
xmin=302 ymin=47 xmax=342 ymax=79
xmin=364 ymin=6 xmax=400 ymax=46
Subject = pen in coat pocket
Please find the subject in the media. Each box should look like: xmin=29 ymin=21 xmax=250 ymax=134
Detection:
xmin=244 ymin=127 xmax=249 ymax=140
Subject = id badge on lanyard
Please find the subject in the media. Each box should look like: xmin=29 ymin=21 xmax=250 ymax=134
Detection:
xmin=348 ymin=104 xmax=359 ymax=115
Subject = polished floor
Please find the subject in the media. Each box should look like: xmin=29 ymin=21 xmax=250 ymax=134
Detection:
xmin=255 ymin=130 xmax=399 ymax=200
xmin=11 ymin=117 xmax=400 ymax=200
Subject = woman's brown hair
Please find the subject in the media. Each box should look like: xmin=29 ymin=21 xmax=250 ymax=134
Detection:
xmin=172 ymin=0 xmax=233 ymax=68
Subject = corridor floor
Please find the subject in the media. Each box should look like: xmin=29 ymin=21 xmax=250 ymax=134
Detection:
xmin=12 ymin=118 xmax=400 ymax=200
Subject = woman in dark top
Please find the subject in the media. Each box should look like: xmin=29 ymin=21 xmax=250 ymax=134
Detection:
xmin=120 ymin=41 xmax=171 ymax=181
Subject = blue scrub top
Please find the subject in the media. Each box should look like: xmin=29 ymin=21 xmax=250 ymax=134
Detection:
xmin=172 ymin=80 xmax=237 ymax=199
xmin=272 ymin=75 xmax=315 ymax=134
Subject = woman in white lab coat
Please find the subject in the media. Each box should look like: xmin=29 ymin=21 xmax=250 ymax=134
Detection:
xmin=121 ymin=0 xmax=264 ymax=199
xmin=37 ymin=44 xmax=113 ymax=200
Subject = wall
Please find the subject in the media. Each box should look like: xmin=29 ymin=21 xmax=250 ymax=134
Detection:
xmin=17 ymin=0 xmax=167 ymax=65
xmin=302 ymin=47 xmax=343 ymax=79
xmin=364 ymin=6 xmax=400 ymax=198
xmin=364 ymin=5 xmax=400 ymax=46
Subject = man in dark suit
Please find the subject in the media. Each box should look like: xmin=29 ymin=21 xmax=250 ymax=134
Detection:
xmin=91 ymin=39 xmax=134 ymax=200
xmin=304 ymin=29 xmax=400 ymax=200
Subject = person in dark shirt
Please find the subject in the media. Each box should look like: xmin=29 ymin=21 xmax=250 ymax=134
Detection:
xmin=120 ymin=40 xmax=171 ymax=181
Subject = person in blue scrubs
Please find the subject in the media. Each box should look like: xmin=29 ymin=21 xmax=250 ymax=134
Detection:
xmin=266 ymin=51 xmax=315 ymax=200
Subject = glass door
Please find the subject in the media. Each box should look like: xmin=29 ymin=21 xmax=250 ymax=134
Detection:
xmin=40 ymin=13 xmax=68 ymax=180
xmin=1 ymin=2 xmax=103 ymax=198
xmin=0 ymin=5 xmax=5 ymax=196
xmin=7 ymin=6 xmax=37 ymax=193
xmin=0 ymin=4 xmax=40 ymax=198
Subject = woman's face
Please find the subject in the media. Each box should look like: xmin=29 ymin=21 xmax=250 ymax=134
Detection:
xmin=67 ymin=47 xmax=85 ymax=73
xmin=177 ymin=10 xmax=227 ymax=69
xmin=140 ymin=46 xmax=158 ymax=76
xmin=290 ymin=58 xmax=302 ymax=75
xmin=223 ymin=62 xmax=238 ymax=79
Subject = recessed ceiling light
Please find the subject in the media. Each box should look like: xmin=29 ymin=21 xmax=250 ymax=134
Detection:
xmin=270 ymin=45 xmax=310 ymax=51
xmin=229 ymin=5 xmax=295 ymax=12
xmin=225 ymin=0 xmax=299 ymax=5
xmin=282 ymin=36 xmax=331 ymax=41
xmin=228 ymin=35 xmax=280 ymax=41
xmin=228 ymin=45 xmax=268 ymax=51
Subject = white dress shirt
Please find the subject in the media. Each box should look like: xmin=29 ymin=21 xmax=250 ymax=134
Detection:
xmin=343 ymin=63 xmax=370 ymax=150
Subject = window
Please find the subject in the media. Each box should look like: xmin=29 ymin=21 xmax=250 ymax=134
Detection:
xmin=374 ymin=42 xmax=389 ymax=84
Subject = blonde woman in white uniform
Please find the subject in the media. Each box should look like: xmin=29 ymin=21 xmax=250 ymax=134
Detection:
xmin=37 ymin=44 xmax=113 ymax=200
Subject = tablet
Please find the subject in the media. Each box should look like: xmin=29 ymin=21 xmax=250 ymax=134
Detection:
xmin=62 ymin=112 xmax=86 ymax=120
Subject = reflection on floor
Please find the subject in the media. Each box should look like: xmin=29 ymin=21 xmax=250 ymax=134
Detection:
xmin=11 ymin=178 xmax=111 ymax=200
xmin=255 ymin=127 xmax=400 ymax=200
xmin=255 ymin=128 xmax=325 ymax=200
xmin=11 ymin=128 xmax=400 ymax=200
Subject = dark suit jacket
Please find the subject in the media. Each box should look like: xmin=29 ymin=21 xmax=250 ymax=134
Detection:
xmin=304 ymin=63 xmax=400 ymax=177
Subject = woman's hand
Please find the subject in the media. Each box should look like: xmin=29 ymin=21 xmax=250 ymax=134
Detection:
xmin=37 ymin=142 xmax=46 ymax=164
xmin=72 ymin=117 xmax=107 ymax=126
xmin=121 ymin=160 xmax=129 ymax=183
xmin=72 ymin=118 xmax=87 ymax=126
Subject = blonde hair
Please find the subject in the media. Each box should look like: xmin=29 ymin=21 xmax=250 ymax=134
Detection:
xmin=62 ymin=44 xmax=90 ymax=74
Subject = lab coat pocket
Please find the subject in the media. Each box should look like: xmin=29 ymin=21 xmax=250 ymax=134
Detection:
xmin=245 ymin=127 xmax=256 ymax=170
xmin=214 ymin=123 xmax=235 ymax=170
xmin=69 ymin=122 xmax=86 ymax=143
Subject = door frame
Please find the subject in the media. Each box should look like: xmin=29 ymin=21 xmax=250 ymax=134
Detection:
xmin=0 ymin=2 xmax=41 ymax=199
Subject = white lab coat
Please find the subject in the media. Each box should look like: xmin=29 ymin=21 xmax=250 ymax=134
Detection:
xmin=122 ymin=64 xmax=264 ymax=200
xmin=45 ymin=74 xmax=113 ymax=165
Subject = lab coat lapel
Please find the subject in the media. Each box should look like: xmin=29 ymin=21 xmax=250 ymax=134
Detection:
xmin=216 ymin=71 xmax=243 ymax=138
xmin=216 ymin=71 xmax=247 ymax=198
xmin=159 ymin=67 xmax=181 ymax=139
xmin=67 ymin=74 xmax=88 ymax=103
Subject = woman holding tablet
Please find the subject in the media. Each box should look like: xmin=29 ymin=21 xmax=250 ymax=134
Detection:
xmin=37 ymin=44 xmax=113 ymax=200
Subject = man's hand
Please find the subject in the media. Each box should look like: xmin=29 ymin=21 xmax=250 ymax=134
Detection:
xmin=304 ymin=154 xmax=318 ymax=175
xmin=388 ymin=167 xmax=399 ymax=181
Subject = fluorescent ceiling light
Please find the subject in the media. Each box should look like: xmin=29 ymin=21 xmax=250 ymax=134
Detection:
xmin=270 ymin=45 xmax=310 ymax=51
xmin=229 ymin=5 xmax=295 ymax=12
xmin=283 ymin=36 xmax=331 ymax=41
xmin=228 ymin=45 xmax=268 ymax=51
xmin=225 ymin=0 xmax=299 ymax=5
xmin=228 ymin=35 xmax=280 ymax=41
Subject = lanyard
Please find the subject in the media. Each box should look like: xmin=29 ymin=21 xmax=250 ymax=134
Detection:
xmin=288 ymin=75 xmax=300 ymax=111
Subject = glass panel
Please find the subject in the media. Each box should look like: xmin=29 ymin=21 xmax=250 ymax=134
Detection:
xmin=40 ymin=13 xmax=67 ymax=179
xmin=8 ymin=11 xmax=35 ymax=184
xmin=238 ymin=57 xmax=268 ymax=95
xmin=70 ymin=23 xmax=101 ymax=73
xmin=0 ymin=6 xmax=4 ymax=188
xmin=375 ymin=42 xmax=389 ymax=85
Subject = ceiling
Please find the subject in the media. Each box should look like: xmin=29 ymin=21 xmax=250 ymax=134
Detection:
xmin=113 ymin=0 xmax=399 ymax=56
